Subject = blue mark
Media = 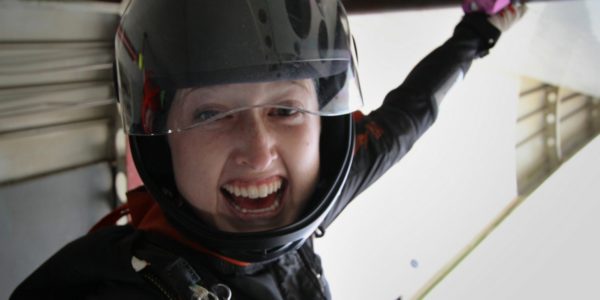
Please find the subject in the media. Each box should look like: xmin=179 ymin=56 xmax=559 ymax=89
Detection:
xmin=410 ymin=259 xmax=419 ymax=268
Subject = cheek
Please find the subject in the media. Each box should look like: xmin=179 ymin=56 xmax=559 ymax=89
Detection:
xmin=283 ymin=119 xmax=321 ymax=186
xmin=168 ymin=134 xmax=222 ymax=208
xmin=306 ymin=118 xmax=321 ymax=166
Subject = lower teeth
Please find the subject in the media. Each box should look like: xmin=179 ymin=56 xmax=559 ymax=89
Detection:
xmin=232 ymin=199 xmax=280 ymax=214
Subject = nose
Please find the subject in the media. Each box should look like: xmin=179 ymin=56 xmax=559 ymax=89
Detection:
xmin=232 ymin=112 xmax=278 ymax=171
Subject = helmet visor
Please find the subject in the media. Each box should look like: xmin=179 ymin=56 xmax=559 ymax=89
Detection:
xmin=115 ymin=0 xmax=362 ymax=135
xmin=119 ymin=60 xmax=362 ymax=135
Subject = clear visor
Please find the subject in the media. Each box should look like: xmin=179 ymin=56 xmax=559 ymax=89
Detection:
xmin=121 ymin=61 xmax=362 ymax=135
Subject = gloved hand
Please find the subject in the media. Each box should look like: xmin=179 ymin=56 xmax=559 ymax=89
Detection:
xmin=488 ymin=3 xmax=527 ymax=32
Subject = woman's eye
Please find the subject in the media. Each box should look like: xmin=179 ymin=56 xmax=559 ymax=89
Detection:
xmin=193 ymin=110 xmax=223 ymax=123
xmin=270 ymin=107 xmax=300 ymax=117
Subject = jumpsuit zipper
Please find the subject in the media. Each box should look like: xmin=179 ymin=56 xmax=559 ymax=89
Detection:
xmin=142 ymin=273 xmax=177 ymax=300
xmin=298 ymin=249 xmax=327 ymax=298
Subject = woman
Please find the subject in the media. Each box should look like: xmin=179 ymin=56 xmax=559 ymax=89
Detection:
xmin=11 ymin=0 xmax=524 ymax=299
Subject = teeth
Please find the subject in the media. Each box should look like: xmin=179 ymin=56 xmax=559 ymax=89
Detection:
xmin=258 ymin=185 xmax=268 ymax=198
xmin=249 ymin=186 xmax=258 ymax=198
xmin=231 ymin=198 xmax=281 ymax=214
xmin=223 ymin=178 xmax=283 ymax=199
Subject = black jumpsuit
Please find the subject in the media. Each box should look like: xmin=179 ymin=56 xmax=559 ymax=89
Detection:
xmin=11 ymin=13 xmax=500 ymax=300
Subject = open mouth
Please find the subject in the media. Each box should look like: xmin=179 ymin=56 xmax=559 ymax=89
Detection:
xmin=221 ymin=177 xmax=287 ymax=217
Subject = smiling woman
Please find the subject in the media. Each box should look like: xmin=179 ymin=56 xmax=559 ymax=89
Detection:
xmin=10 ymin=0 xmax=525 ymax=299
xmin=167 ymin=80 xmax=322 ymax=233
xmin=112 ymin=0 xmax=359 ymax=266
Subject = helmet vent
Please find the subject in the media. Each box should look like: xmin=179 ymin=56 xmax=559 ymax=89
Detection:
xmin=285 ymin=0 xmax=311 ymax=39
xmin=258 ymin=9 xmax=268 ymax=24
xmin=318 ymin=20 xmax=329 ymax=59
xmin=265 ymin=35 xmax=273 ymax=48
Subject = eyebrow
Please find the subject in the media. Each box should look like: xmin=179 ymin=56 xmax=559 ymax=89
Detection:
xmin=289 ymin=80 xmax=313 ymax=93
xmin=179 ymin=80 xmax=315 ymax=105
xmin=184 ymin=85 xmax=219 ymax=98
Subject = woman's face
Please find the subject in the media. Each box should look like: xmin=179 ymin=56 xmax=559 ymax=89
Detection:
xmin=167 ymin=80 xmax=321 ymax=233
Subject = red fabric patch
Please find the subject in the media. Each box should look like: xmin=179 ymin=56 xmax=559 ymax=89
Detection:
xmin=352 ymin=111 xmax=365 ymax=122
xmin=141 ymin=72 xmax=161 ymax=133
xmin=91 ymin=188 xmax=251 ymax=267
xmin=365 ymin=121 xmax=384 ymax=139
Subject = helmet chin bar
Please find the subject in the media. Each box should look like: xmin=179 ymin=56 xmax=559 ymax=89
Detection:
xmin=130 ymin=114 xmax=354 ymax=262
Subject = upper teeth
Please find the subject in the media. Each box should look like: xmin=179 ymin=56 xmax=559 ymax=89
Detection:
xmin=223 ymin=179 xmax=283 ymax=199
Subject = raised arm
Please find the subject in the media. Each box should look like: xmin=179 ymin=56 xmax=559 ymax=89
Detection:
xmin=322 ymin=5 xmax=526 ymax=229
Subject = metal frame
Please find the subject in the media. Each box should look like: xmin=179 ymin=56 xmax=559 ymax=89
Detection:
xmin=516 ymin=80 xmax=600 ymax=196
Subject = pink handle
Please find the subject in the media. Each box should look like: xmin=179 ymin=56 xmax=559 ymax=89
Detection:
xmin=463 ymin=0 xmax=511 ymax=15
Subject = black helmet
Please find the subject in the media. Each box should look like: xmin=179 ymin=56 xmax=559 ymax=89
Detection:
xmin=115 ymin=0 xmax=361 ymax=262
